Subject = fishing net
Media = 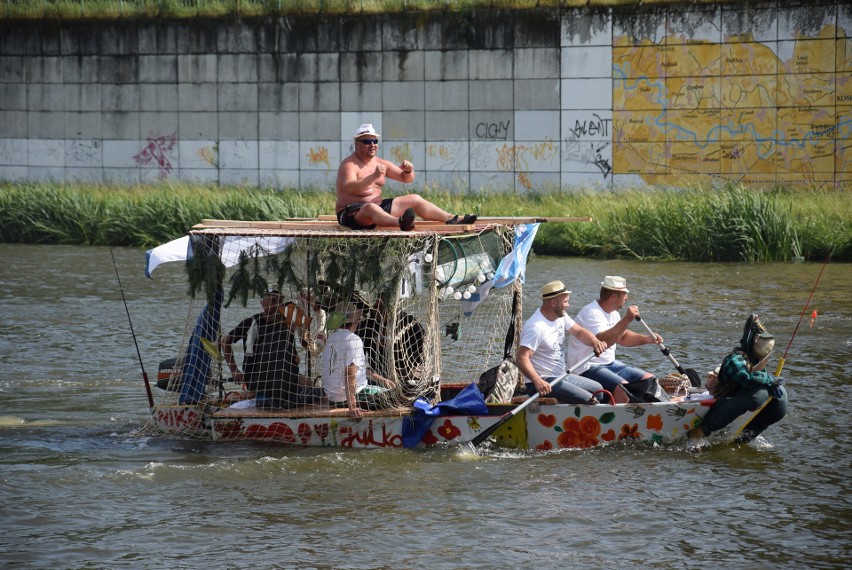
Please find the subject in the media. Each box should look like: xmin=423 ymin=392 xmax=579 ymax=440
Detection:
xmin=140 ymin=223 xmax=519 ymax=439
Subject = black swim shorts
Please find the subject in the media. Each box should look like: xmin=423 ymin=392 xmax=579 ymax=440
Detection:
xmin=336 ymin=198 xmax=395 ymax=230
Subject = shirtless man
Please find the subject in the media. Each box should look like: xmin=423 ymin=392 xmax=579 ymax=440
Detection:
xmin=335 ymin=123 xmax=477 ymax=231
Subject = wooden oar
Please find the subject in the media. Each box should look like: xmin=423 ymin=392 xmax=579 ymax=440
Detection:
xmin=469 ymin=352 xmax=597 ymax=448
xmin=635 ymin=316 xmax=702 ymax=387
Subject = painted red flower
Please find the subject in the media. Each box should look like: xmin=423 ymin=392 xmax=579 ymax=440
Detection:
xmin=536 ymin=440 xmax=554 ymax=451
xmin=579 ymin=416 xmax=600 ymax=438
xmin=646 ymin=414 xmax=663 ymax=431
xmin=557 ymin=417 xmax=601 ymax=449
xmin=436 ymin=419 xmax=462 ymax=441
xmin=618 ymin=423 xmax=641 ymax=440
xmin=601 ymin=429 xmax=617 ymax=442
xmin=557 ymin=429 xmax=583 ymax=448
xmin=422 ymin=430 xmax=439 ymax=446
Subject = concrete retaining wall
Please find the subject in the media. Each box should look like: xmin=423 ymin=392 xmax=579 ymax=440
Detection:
xmin=1 ymin=3 xmax=849 ymax=191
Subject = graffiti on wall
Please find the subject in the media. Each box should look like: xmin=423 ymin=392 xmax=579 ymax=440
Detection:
xmin=307 ymin=146 xmax=330 ymax=168
xmin=68 ymin=140 xmax=100 ymax=166
xmin=389 ymin=143 xmax=413 ymax=164
xmin=198 ymin=143 xmax=219 ymax=168
xmin=134 ymin=132 xmax=177 ymax=177
xmin=426 ymin=142 xmax=468 ymax=171
xmin=568 ymin=113 xmax=611 ymax=140
xmin=475 ymin=121 xmax=511 ymax=140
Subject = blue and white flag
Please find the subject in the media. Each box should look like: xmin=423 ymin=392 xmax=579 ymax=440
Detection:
xmin=492 ymin=223 xmax=540 ymax=289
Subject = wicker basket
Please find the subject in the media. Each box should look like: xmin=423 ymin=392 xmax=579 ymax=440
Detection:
xmin=659 ymin=373 xmax=691 ymax=397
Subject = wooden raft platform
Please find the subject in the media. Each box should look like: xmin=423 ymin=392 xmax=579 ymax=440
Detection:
xmin=191 ymin=215 xmax=592 ymax=234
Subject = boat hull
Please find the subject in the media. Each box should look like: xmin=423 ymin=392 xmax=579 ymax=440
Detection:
xmin=150 ymin=399 xmax=717 ymax=450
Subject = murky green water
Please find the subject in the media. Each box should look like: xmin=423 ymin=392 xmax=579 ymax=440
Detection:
xmin=1 ymin=244 xmax=849 ymax=568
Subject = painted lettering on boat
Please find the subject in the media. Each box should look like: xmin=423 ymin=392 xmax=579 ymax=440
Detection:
xmin=338 ymin=420 xmax=403 ymax=448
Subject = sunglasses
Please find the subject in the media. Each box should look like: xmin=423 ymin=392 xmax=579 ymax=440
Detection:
xmin=358 ymin=139 xmax=379 ymax=145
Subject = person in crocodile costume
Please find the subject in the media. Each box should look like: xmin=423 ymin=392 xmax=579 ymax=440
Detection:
xmin=690 ymin=314 xmax=788 ymax=443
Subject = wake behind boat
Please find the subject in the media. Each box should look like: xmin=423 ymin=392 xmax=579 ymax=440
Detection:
xmin=136 ymin=216 xmax=757 ymax=450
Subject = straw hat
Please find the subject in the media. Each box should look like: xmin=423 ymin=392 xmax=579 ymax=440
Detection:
xmin=541 ymin=280 xmax=571 ymax=299
xmin=601 ymin=276 xmax=629 ymax=292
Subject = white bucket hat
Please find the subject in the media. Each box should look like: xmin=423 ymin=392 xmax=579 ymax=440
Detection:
xmin=353 ymin=123 xmax=381 ymax=140
xmin=601 ymin=275 xmax=629 ymax=292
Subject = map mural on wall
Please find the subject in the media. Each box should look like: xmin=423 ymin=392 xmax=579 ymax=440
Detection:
xmin=604 ymin=5 xmax=851 ymax=189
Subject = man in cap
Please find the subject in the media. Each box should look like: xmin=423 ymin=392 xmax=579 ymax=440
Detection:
xmin=335 ymin=123 xmax=477 ymax=231
xmin=689 ymin=314 xmax=787 ymax=442
xmin=220 ymin=287 xmax=322 ymax=408
xmin=567 ymin=276 xmax=665 ymax=402
xmin=516 ymin=281 xmax=609 ymax=405
xmin=321 ymin=303 xmax=395 ymax=420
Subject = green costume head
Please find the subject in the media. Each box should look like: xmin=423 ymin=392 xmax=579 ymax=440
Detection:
xmin=739 ymin=313 xmax=775 ymax=362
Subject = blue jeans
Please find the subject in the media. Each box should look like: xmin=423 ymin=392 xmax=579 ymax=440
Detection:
xmin=581 ymin=359 xmax=649 ymax=391
xmin=700 ymin=384 xmax=788 ymax=442
xmin=526 ymin=374 xmax=604 ymax=404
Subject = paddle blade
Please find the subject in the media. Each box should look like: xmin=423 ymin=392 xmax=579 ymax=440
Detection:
xmin=685 ymin=368 xmax=702 ymax=387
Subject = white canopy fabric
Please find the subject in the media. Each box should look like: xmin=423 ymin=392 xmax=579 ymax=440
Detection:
xmin=144 ymin=235 xmax=294 ymax=278
xmin=145 ymin=236 xmax=190 ymax=278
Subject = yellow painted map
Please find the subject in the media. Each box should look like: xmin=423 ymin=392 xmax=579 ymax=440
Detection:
xmin=613 ymin=25 xmax=851 ymax=188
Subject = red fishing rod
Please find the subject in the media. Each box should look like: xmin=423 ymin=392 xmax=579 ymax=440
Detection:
xmin=773 ymin=252 xmax=831 ymax=378
xmin=110 ymin=248 xmax=155 ymax=409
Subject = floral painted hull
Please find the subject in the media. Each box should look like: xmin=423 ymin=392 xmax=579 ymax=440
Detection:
xmin=150 ymin=398 xmax=728 ymax=450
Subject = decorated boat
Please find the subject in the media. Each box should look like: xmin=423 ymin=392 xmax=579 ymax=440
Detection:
xmin=137 ymin=216 xmax=736 ymax=451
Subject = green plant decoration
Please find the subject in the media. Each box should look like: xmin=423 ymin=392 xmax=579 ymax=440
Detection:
xmin=225 ymin=248 xmax=271 ymax=308
xmin=185 ymin=235 xmax=226 ymax=307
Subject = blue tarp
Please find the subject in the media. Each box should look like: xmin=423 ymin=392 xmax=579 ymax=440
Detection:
xmin=179 ymin=288 xmax=223 ymax=404
xmin=401 ymin=382 xmax=489 ymax=447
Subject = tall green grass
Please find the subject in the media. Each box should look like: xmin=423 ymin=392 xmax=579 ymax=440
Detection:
xmin=2 ymin=0 xmax=560 ymax=20
xmin=0 ymin=181 xmax=848 ymax=262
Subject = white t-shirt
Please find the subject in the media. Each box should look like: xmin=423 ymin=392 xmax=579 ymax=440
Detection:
xmin=519 ymin=308 xmax=576 ymax=381
xmin=567 ymin=300 xmax=619 ymax=374
xmin=321 ymin=328 xmax=367 ymax=403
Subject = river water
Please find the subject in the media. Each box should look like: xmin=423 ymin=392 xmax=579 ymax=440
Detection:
xmin=0 ymin=244 xmax=849 ymax=569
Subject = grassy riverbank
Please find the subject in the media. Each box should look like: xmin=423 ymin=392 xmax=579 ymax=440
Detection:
xmin=4 ymin=0 xmax=664 ymax=21
xmin=0 ymin=182 xmax=847 ymax=262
